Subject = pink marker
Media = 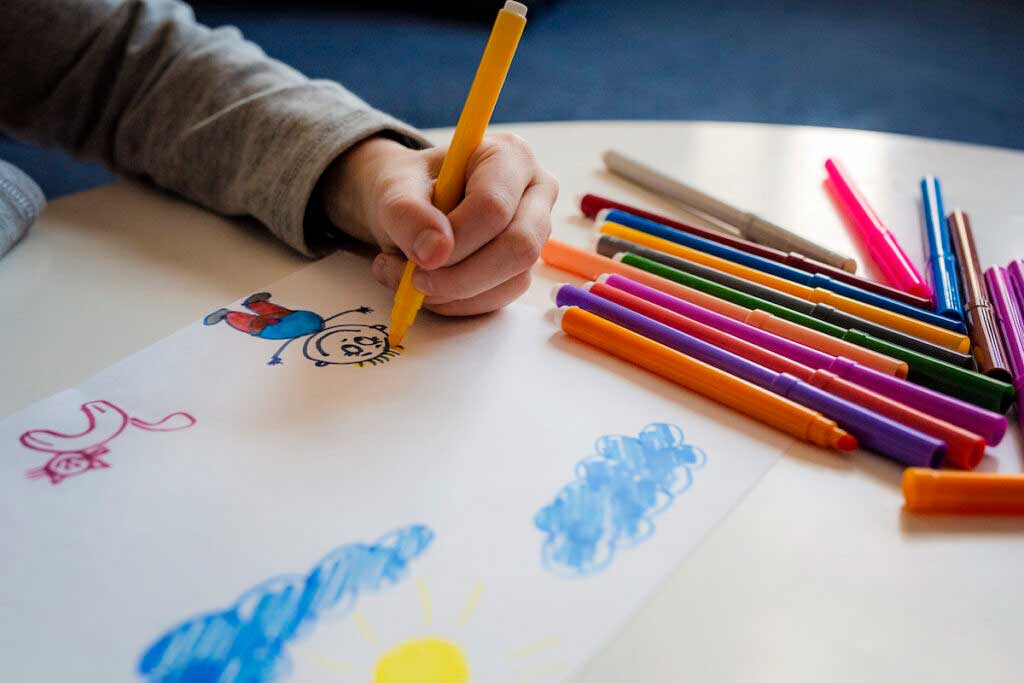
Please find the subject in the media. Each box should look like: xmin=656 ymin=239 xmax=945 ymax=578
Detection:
xmin=825 ymin=159 xmax=933 ymax=300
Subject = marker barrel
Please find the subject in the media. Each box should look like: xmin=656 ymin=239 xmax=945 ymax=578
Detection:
xmin=540 ymin=239 xmax=906 ymax=376
xmin=990 ymin=264 xmax=1024 ymax=382
xmin=600 ymin=222 xmax=970 ymax=348
xmin=603 ymin=150 xmax=858 ymax=271
xmin=580 ymin=194 xmax=933 ymax=309
xmin=920 ymin=177 xmax=964 ymax=322
xmin=1005 ymin=260 xmax=1024 ymax=429
xmin=619 ymin=251 xmax=1013 ymax=412
xmin=985 ymin=266 xmax=1024 ymax=428
xmin=825 ymin=159 xmax=931 ymax=298
xmin=557 ymin=306 xmax=853 ymax=450
xmin=1007 ymin=261 xmax=1024 ymax=332
xmin=556 ymin=284 xmax=945 ymax=467
xmin=601 ymin=273 xmax=1008 ymax=446
xmin=604 ymin=210 xmax=965 ymax=333
xmin=948 ymin=211 xmax=1013 ymax=381
xmin=587 ymin=281 xmax=985 ymax=468
xmin=598 ymin=235 xmax=973 ymax=368
xmin=582 ymin=195 xmax=789 ymax=261
xmin=903 ymin=469 xmax=1024 ymax=515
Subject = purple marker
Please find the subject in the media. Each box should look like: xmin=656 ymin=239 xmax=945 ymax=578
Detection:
xmin=985 ymin=266 xmax=1024 ymax=428
xmin=601 ymin=274 xmax=1008 ymax=445
xmin=1008 ymin=261 xmax=1024 ymax=320
xmin=554 ymin=283 xmax=946 ymax=468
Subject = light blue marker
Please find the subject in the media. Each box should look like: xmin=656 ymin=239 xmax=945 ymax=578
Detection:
xmin=921 ymin=176 xmax=964 ymax=323
xmin=601 ymin=208 xmax=967 ymax=333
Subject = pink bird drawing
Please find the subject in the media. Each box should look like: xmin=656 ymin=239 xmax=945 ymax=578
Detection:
xmin=20 ymin=400 xmax=196 ymax=485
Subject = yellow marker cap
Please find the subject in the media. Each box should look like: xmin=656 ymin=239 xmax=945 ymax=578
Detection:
xmin=386 ymin=1 xmax=528 ymax=345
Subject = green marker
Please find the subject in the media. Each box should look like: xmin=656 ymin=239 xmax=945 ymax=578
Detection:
xmin=598 ymin=234 xmax=975 ymax=369
xmin=619 ymin=252 xmax=1015 ymax=413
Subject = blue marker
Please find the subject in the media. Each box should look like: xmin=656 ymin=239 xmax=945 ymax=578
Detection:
xmin=921 ymin=176 xmax=964 ymax=323
xmin=601 ymin=209 xmax=967 ymax=333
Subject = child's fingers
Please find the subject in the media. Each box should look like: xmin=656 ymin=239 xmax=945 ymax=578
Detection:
xmin=375 ymin=169 xmax=453 ymax=270
xmin=371 ymin=252 xmax=470 ymax=306
xmin=443 ymin=134 xmax=536 ymax=266
xmin=371 ymin=252 xmax=409 ymax=290
xmin=423 ymin=145 xmax=447 ymax=177
xmin=411 ymin=178 xmax=556 ymax=302
xmin=371 ymin=254 xmax=531 ymax=315
xmin=425 ymin=271 xmax=533 ymax=316
xmin=372 ymin=251 xmax=462 ymax=304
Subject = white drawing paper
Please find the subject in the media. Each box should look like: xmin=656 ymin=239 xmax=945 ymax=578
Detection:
xmin=1 ymin=251 xmax=788 ymax=682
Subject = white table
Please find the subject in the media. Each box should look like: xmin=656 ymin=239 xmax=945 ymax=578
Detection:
xmin=4 ymin=121 xmax=1023 ymax=682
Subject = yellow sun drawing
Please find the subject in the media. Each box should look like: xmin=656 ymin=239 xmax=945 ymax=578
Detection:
xmin=374 ymin=637 xmax=468 ymax=683
xmin=307 ymin=578 xmax=566 ymax=682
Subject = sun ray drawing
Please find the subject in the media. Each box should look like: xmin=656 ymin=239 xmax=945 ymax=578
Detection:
xmin=342 ymin=579 xmax=567 ymax=683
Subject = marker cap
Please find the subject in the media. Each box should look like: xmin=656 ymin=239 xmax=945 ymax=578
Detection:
xmin=903 ymin=468 xmax=1024 ymax=515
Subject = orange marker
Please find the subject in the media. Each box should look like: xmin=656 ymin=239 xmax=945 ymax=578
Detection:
xmin=589 ymin=281 xmax=986 ymax=469
xmin=541 ymin=240 xmax=908 ymax=377
xmin=903 ymin=468 xmax=1024 ymax=515
xmin=556 ymin=306 xmax=856 ymax=451
xmin=600 ymin=222 xmax=971 ymax=353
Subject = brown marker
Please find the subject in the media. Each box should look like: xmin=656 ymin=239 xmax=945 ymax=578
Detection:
xmin=948 ymin=210 xmax=1013 ymax=381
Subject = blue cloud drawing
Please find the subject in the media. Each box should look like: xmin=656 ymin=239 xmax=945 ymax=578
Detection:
xmin=138 ymin=525 xmax=433 ymax=683
xmin=535 ymin=423 xmax=706 ymax=576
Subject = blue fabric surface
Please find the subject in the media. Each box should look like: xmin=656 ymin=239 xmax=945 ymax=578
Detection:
xmin=2 ymin=0 xmax=1022 ymax=198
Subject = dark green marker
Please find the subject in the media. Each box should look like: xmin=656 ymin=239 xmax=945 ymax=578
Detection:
xmin=599 ymin=235 xmax=974 ymax=369
xmin=617 ymin=251 xmax=1014 ymax=413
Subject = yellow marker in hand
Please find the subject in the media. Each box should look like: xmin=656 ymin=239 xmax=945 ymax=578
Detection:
xmin=388 ymin=1 xmax=528 ymax=346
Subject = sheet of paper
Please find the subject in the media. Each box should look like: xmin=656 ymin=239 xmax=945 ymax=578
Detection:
xmin=1 ymin=251 xmax=790 ymax=682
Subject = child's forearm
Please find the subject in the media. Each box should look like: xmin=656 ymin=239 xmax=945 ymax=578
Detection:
xmin=0 ymin=0 xmax=429 ymax=255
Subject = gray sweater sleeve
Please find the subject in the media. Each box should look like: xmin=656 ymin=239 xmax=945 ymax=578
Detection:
xmin=0 ymin=160 xmax=45 ymax=257
xmin=0 ymin=0 xmax=431 ymax=256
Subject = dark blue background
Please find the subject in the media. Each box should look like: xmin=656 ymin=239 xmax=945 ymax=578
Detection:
xmin=3 ymin=0 xmax=1022 ymax=197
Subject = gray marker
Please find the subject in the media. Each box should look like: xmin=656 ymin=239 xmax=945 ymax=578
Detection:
xmin=602 ymin=149 xmax=857 ymax=273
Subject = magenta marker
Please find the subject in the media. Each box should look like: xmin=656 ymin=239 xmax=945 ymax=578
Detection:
xmin=1006 ymin=260 xmax=1024 ymax=428
xmin=1008 ymin=261 xmax=1024 ymax=320
xmin=553 ymin=283 xmax=946 ymax=467
xmin=986 ymin=266 xmax=1024 ymax=428
xmin=601 ymin=274 xmax=1008 ymax=445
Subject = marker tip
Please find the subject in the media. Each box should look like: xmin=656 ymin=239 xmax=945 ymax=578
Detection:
xmin=836 ymin=433 xmax=858 ymax=451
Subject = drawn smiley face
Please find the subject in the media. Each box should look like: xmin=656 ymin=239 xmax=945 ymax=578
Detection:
xmin=302 ymin=323 xmax=400 ymax=367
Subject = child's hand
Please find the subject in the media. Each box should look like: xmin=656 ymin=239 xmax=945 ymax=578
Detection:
xmin=321 ymin=134 xmax=558 ymax=316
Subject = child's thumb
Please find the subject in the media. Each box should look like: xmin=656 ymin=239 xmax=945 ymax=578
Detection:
xmin=378 ymin=192 xmax=453 ymax=270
